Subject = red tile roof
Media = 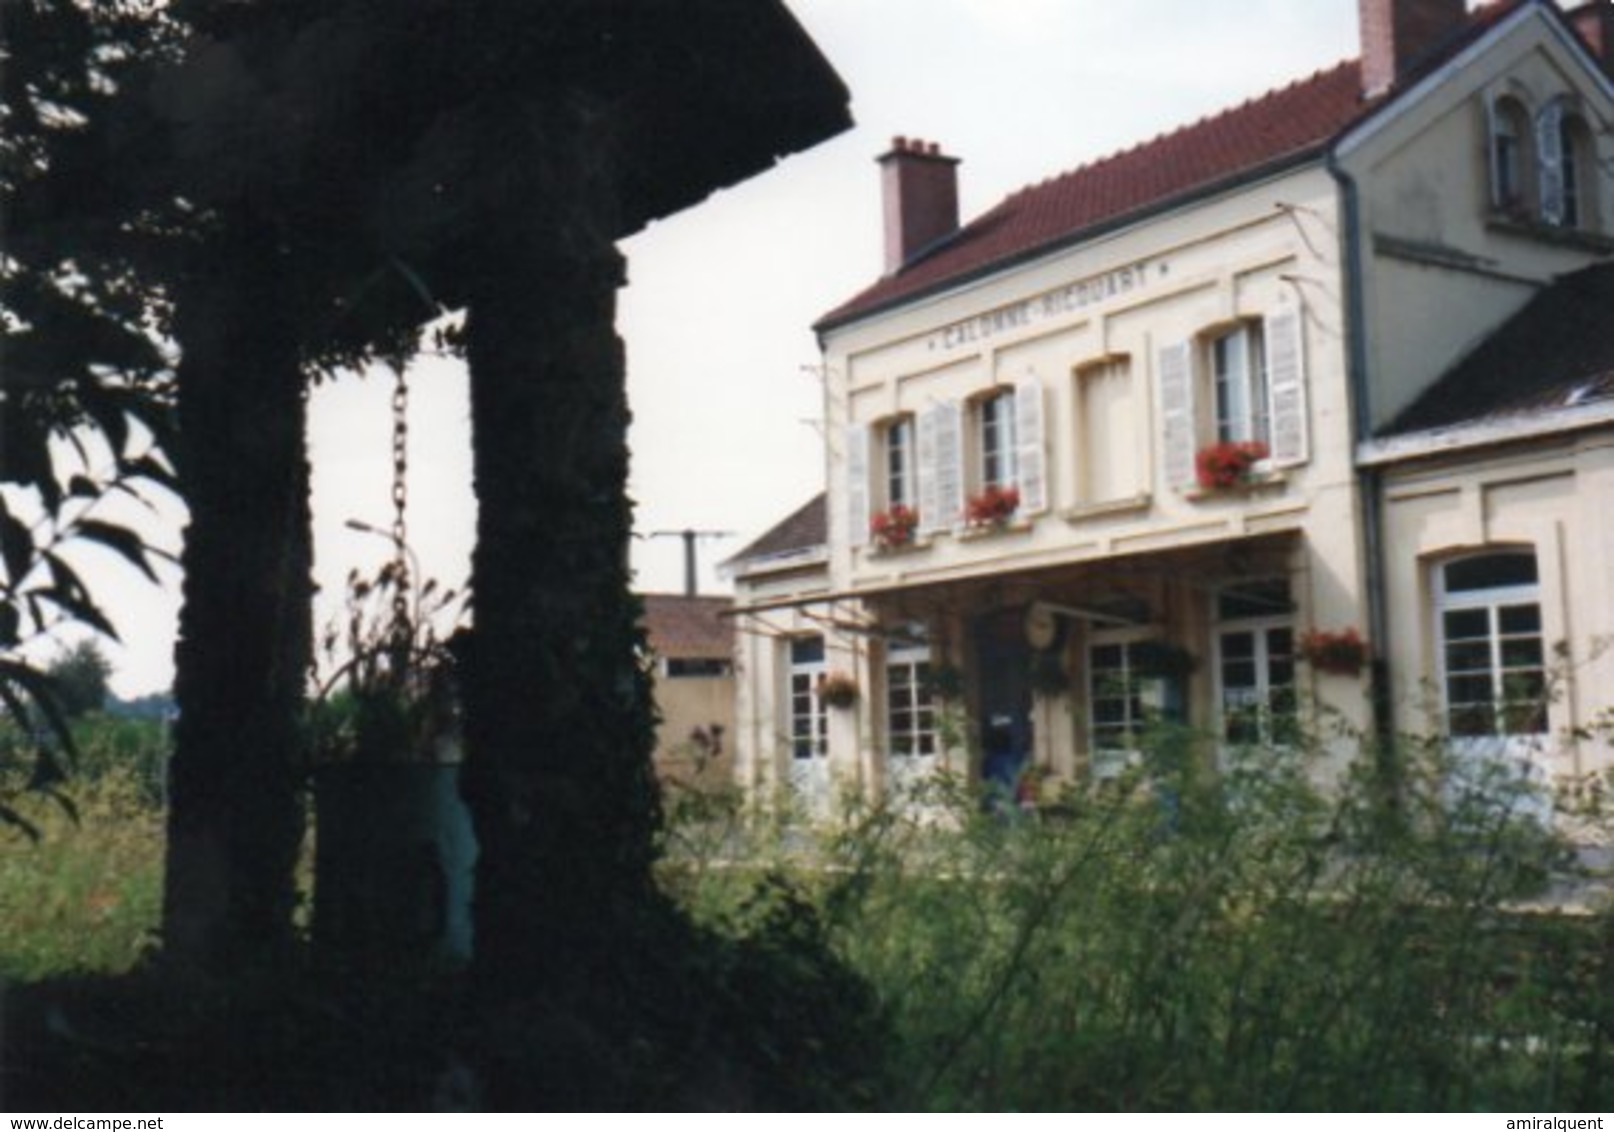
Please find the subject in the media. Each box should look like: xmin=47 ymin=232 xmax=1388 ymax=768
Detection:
xmin=817 ymin=1 xmax=1528 ymax=331
xmin=640 ymin=594 xmax=734 ymax=660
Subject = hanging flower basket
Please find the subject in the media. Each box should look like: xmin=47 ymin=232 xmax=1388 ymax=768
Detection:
xmin=1298 ymin=627 xmax=1369 ymax=675
xmin=1195 ymin=440 xmax=1269 ymax=489
xmin=966 ymin=483 xmax=1021 ymax=527
xmin=870 ymin=504 xmax=920 ymax=550
xmin=923 ymin=662 xmax=965 ymax=701
xmin=817 ymin=671 xmax=859 ymax=709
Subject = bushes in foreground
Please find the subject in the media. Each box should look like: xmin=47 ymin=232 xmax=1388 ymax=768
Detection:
xmin=8 ymin=715 xmax=1614 ymax=1109
xmin=662 ymin=739 xmax=1614 ymax=1110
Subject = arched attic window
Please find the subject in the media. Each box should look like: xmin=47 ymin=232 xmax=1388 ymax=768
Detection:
xmin=1537 ymin=96 xmax=1597 ymax=229
xmin=1487 ymin=93 xmax=1532 ymax=216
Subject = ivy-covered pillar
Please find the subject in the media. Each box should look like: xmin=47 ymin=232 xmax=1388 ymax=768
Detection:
xmin=163 ymin=227 xmax=312 ymax=972
xmin=457 ymin=126 xmax=662 ymax=1012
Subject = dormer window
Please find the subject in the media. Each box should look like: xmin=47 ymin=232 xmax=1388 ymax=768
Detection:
xmin=1488 ymin=94 xmax=1531 ymax=215
xmin=1485 ymin=90 xmax=1599 ymax=233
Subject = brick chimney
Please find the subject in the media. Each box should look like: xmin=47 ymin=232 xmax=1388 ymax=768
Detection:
xmin=1569 ymin=1 xmax=1614 ymax=71
xmin=878 ymin=136 xmax=960 ymax=276
xmin=1358 ymin=0 xmax=1468 ymax=98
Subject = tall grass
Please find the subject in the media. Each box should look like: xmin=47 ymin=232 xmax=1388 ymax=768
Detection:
xmin=661 ymin=734 xmax=1614 ymax=1110
xmin=7 ymin=712 xmax=1613 ymax=1109
xmin=0 ymin=765 xmax=163 ymax=980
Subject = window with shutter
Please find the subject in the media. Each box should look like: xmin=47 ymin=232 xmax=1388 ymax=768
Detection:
xmin=1263 ymin=307 xmax=1308 ymax=468
xmin=1157 ymin=341 xmax=1195 ymax=491
xmin=1488 ymin=94 xmax=1531 ymax=214
xmin=883 ymin=415 xmax=916 ymax=509
xmin=977 ymin=389 xmax=1017 ymax=490
xmin=1211 ymin=323 xmax=1268 ymax=446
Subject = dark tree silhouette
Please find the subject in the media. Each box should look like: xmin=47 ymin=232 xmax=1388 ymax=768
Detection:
xmin=1 ymin=0 xmax=178 ymax=823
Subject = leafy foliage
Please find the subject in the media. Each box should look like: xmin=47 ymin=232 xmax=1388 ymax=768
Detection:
xmin=666 ymin=729 xmax=1613 ymax=1111
xmin=1 ymin=0 xmax=179 ymax=836
xmin=45 ymin=639 xmax=113 ymax=719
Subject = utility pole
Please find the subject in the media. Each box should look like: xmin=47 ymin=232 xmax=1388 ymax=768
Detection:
xmin=649 ymin=528 xmax=733 ymax=596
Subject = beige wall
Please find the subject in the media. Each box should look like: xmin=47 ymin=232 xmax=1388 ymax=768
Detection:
xmin=1379 ymin=428 xmax=1614 ymax=788
xmin=824 ymin=164 xmax=1361 ymax=605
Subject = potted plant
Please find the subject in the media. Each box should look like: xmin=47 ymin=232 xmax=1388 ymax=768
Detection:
xmin=1130 ymin=639 xmax=1197 ymax=679
xmin=817 ymin=670 xmax=859 ymax=708
xmin=1194 ymin=440 xmax=1270 ymax=489
xmin=307 ymin=559 xmax=475 ymax=967
xmin=870 ymin=503 xmax=920 ymax=550
xmin=966 ymin=483 xmax=1021 ymax=528
xmin=1298 ymin=626 xmax=1369 ymax=675
xmin=923 ymin=662 xmax=966 ymax=702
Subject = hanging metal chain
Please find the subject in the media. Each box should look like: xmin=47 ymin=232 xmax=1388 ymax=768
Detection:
xmin=388 ymin=366 xmax=411 ymax=646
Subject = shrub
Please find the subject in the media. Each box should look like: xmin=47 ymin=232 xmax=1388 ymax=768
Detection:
xmin=0 ymin=767 xmax=163 ymax=979
xmin=662 ymin=722 xmax=1610 ymax=1110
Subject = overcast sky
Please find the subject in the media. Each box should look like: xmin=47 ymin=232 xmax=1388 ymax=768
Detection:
xmin=97 ymin=0 xmax=1375 ymax=697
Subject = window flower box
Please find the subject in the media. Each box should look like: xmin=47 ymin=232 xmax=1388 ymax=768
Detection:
xmin=870 ymin=504 xmax=920 ymax=550
xmin=817 ymin=671 xmax=859 ymax=709
xmin=1195 ymin=440 xmax=1269 ymax=490
xmin=1298 ymin=627 xmax=1368 ymax=675
xmin=966 ymin=483 xmax=1021 ymax=528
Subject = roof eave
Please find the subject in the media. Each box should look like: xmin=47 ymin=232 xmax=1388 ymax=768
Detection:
xmin=1357 ymin=400 xmax=1614 ymax=466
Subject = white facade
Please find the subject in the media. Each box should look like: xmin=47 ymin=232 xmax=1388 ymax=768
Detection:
xmin=732 ymin=0 xmax=1614 ymax=817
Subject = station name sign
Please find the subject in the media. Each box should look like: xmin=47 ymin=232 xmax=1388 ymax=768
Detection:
xmin=927 ymin=258 xmax=1160 ymax=352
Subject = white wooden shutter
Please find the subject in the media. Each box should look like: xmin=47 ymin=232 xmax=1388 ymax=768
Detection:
xmin=845 ymin=423 xmax=870 ymax=548
xmin=1014 ymin=378 xmax=1047 ymax=514
xmin=1537 ymin=100 xmax=1565 ymax=226
xmin=1157 ymin=340 xmax=1196 ymax=492
xmin=931 ymin=400 xmax=964 ymax=532
xmin=916 ymin=406 xmax=939 ymax=536
xmin=1264 ymin=307 xmax=1308 ymax=468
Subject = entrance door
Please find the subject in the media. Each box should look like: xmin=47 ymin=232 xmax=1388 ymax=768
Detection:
xmin=885 ymin=638 xmax=940 ymax=798
xmin=974 ymin=611 xmax=1033 ymax=800
xmin=1435 ymin=551 xmax=1552 ymax=823
xmin=786 ymin=636 xmax=831 ymax=816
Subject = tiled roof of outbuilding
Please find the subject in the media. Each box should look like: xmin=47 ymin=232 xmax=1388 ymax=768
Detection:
xmin=817 ymin=1 xmax=1527 ymax=331
xmin=640 ymin=594 xmax=734 ymax=660
xmin=1381 ymin=261 xmax=1614 ymax=436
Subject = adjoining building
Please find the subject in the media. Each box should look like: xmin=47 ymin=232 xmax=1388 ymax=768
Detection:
xmin=640 ymin=593 xmax=737 ymax=789
xmin=730 ymin=0 xmax=1614 ymax=816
